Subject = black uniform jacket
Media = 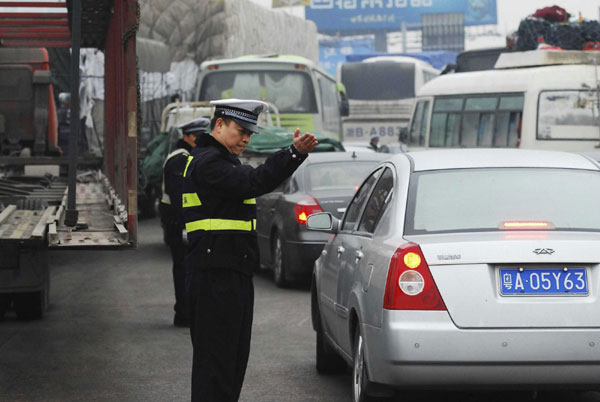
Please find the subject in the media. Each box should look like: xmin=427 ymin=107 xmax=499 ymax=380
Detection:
xmin=161 ymin=139 xmax=193 ymax=229
xmin=184 ymin=134 xmax=306 ymax=276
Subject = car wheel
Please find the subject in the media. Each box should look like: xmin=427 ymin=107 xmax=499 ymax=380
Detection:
xmin=353 ymin=326 xmax=392 ymax=402
xmin=14 ymin=290 xmax=45 ymax=320
xmin=314 ymin=285 xmax=346 ymax=374
xmin=272 ymin=233 xmax=288 ymax=287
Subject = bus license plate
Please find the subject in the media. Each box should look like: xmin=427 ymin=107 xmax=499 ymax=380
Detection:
xmin=499 ymin=268 xmax=588 ymax=296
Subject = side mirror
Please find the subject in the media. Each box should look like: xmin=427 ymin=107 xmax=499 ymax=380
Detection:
xmin=306 ymin=212 xmax=339 ymax=233
xmin=399 ymin=127 xmax=408 ymax=143
xmin=339 ymin=91 xmax=349 ymax=117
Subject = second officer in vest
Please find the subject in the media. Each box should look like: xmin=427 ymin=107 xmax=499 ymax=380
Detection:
xmin=160 ymin=117 xmax=209 ymax=327
xmin=182 ymin=99 xmax=318 ymax=401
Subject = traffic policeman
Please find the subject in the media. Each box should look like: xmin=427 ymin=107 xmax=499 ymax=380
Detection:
xmin=160 ymin=117 xmax=209 ymax=327
xmin=182 ymin=99 xmax=318 ymax=401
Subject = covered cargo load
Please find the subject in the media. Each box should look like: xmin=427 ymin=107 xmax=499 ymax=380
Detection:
xmin=138 ymin=0 xmax=318 ymax=64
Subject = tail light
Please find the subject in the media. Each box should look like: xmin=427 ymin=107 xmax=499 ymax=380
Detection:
xmin=383 ymin=243 xmax=446 ymax=310
xmin=294 ymin=197 xmax=323 ymax=225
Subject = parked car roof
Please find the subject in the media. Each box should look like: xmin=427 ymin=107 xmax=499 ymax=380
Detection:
xmin=398 ymin=149 xmax=600 ymax=172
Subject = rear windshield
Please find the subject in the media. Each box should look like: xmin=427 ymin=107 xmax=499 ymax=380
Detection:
xmin=198 ymin=70 xmax=317 ymax=113
xmin=405 ymin=168 xmax=600 ymax=234
xmin=305 ymin=161 xmax=379 ymax=191
xmin=341 ymin=62 xmax=415 ymax=101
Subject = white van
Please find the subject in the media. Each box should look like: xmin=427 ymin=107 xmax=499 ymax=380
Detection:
xmin=340 ymin=56 xmax=439 ymax=144
xmin=408 ymin=50 xmax=600 ymax=152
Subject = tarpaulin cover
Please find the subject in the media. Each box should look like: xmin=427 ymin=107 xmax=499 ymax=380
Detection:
xmin=345 ymin=51 xmax=457 ymax=70
xmin=245 ymin=126 xmax=344 ymax=154
xmin=140 ymin=126 xmax=344 ymax=187
xmin=138 ymin=0 xmax=319 ymax=64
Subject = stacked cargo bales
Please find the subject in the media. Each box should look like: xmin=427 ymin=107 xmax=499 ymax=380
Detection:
xmin=138 ymin=0 xmax=318 ymax=64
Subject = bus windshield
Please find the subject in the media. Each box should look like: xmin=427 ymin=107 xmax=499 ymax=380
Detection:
xmin=198 ymin=70 xmax=317 ymax=114
xmin=341 ymin=61 xmax=415 ymax=101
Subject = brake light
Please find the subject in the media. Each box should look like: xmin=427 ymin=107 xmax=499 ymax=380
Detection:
xmin=294 ymin=197 xmax=323 ymax=225
xmin=383 ymin=243 xmax=446 ymax=310
xmin=501 ymin=221 xmax=553 ymax=230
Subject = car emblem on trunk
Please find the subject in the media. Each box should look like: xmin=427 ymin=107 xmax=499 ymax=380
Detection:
xmin=533 ymin=248 xmax=555 ymax=255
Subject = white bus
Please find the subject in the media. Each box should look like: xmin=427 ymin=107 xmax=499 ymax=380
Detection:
xmin=195 ymin=55 xmax=345 ymax=140
xmin=408 ymin=50 xmax=600 ymax=152
xmin=339 ymin=56 xmax=440 ymax=144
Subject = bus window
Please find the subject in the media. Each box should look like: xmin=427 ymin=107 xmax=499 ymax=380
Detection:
xmin=409 ymin=100 xmax=430 ymax=146
xmin=538 ymin=90 xmax=599 ymax=140
xmin=429 ymin=94 xmax=523 ymax=148
xmin=341 ymin=62 xmax=416 ymax=101
xmin=315 ymin=71 xmax=340 ymax=133
xmin=430 ymin=97 xmax=463 ymax=147
xmin=199 ymin=71 xmax=317 ymax=113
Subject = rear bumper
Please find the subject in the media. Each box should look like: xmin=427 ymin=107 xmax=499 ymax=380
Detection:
xmin=363 ymin=310 xmax=600 ymax=388
xmin=283 ymin=240 xmax=325 ymax=279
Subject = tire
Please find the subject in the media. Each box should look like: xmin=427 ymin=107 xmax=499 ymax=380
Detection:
xmin=353 ymin=326 xmax=393 ymax=402
xmin=14 ymin=290 xmax=45 ymax=320
xmin=313 ymin=283 xmax=346 ymax=374
xmin=272 ymin=233 xmax=288 ymax=288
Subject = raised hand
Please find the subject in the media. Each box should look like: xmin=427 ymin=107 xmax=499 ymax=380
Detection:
xmin=292 ymin=128 xmax=318 ymax=155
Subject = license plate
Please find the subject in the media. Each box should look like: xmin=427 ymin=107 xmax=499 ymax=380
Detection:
xmin=499 ymin=268 xmax=588 ymax=296
xmin=344 ymin=125 xmax=404 ymax=140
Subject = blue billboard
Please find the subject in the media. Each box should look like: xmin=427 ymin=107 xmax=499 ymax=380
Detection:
xmin=306 ymin=0 xmax=497 ymax=33
xmin=319 ymin=37 xmax=375 ymax=76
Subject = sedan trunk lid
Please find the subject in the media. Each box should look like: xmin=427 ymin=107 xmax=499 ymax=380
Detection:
xmin=405 ymin=232 xmax=600 ymax=328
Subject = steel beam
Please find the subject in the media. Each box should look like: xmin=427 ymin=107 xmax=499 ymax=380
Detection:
xmin=64 ymin=0 xmax=80 ymax=227
xmin=0 ymin=40 xmax=70 ymax=47
xmin=0 ymin=2 xmax=66 ymax=7
xmin=0 ymin=19 xmax=68 ymax=26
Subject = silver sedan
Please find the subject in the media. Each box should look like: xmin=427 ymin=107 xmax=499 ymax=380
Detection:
xmin=307 ymin=149 xmax=600 ymax=402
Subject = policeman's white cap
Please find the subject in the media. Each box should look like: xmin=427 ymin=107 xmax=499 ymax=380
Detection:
xmin=179 ymin=117 xmax=210 ymax=136
xmin=210 ymin=98 xmax=269 ymax=133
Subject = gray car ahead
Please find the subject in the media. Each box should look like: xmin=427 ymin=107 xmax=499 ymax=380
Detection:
xmin=308 ymin=149 xmax=600 ymax=402
xmin=256 ymin=151 xmax=387 ymax=287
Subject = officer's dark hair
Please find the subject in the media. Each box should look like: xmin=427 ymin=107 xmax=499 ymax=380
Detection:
xmin=210 ymin=115 xmax=233 ymax=130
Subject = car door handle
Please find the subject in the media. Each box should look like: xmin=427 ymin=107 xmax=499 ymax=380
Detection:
xmin=337 ymin=246 xmax=345 ymax=258
xmin=355 ymin=250 xmax=364 ymax=263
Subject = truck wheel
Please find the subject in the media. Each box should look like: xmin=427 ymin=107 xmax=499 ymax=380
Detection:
xmin=0 ymin=294 xmax=10 ymax=320
xmin=315 ymin=294 xmax=346 ymax=374
xmin=14 ymin=290 xmax=45 ymax=320
xmin=272 ymin=233 xmax=288 ymax=288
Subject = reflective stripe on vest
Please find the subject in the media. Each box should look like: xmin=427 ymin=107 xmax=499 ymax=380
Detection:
xmin=161 ymin=148 xmax=190 ymax=205
xmin=182 ymin=192 xmax=202 ymax=208
xmin=183 ymin=155 xmax=194 ymax=178
xmin=185 ymin=218 xmax=256 ymax=233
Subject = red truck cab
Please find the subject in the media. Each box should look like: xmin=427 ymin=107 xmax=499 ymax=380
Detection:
xmin=0 ymin=47 xmax=59 ymax=156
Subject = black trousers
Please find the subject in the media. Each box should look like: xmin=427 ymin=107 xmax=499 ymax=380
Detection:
xmin=188 ymin=269 xmax=254 ymax=402
xmin=168 ymin=226 xmax=187 ymax=322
